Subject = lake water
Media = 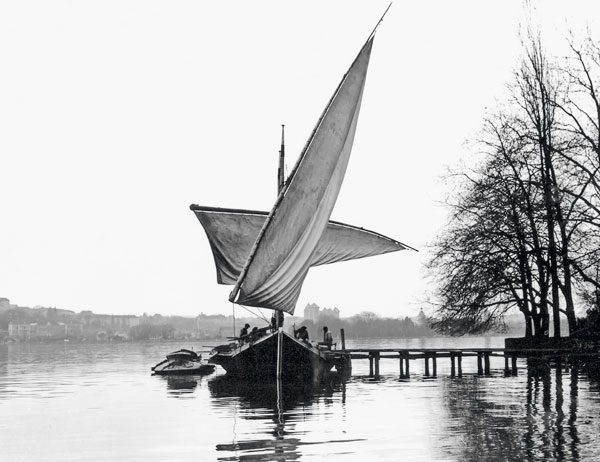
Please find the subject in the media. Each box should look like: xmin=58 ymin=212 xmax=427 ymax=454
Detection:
xmin=1 ymin=337 xmax=599 ymax=461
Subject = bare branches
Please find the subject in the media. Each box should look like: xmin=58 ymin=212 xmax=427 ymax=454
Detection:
xmin=428 ymin=30 xmax=600 ymax=338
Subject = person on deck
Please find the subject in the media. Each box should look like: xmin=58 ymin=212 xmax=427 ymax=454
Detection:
xmin=293 ymin=325 xmax=301 ymax=338
xmin=322 ymin=326 xmax=333 ymax=349
xmin=295 ymin=326 xmax=309 ymax=343
xmin=239 ymin=323 xmax=250 ymax=343
xmin=271 ymin=313 xmax=277 ymax=331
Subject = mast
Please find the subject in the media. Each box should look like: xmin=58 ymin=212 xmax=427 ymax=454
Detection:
xmin=278 ymin=124 xmax=285 ymax=194
xmin=277 ymin=125 xmax=287 ymax=327
xmin=276 ymin=125 xmax=286 ymax=379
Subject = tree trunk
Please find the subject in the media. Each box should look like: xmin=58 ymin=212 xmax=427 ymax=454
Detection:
xmin=521 ymin=308 xmax=533 ymax=338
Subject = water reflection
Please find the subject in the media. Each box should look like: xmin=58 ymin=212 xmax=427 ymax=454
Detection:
xmin=438 ymin=358 xmax=591 ymax=462
xmin=209 ymin=374 xmax=359 ymax=461
xmin=159 ymin=375 xmax=200 ymax=395
xmin=1 ymin=341 xmax=599 ymax=461
xmin=583 ymin=359 xmax=600 ymax=392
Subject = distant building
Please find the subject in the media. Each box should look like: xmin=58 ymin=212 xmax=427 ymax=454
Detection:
xmin=90 ymin=314 xmax=139 ymax=328
xmin=110 ymin=315 xmax=139 ymax=328
xmin=320 ymin=307 xmax=340 ymax=320
xmin=8 ymin=322 xmax=36 ymax=340
xmin=304 ymin=303 xmax=320 ymax=323
xmin=415 ymin=309 xmax=428 ymax=326
xmin=7 ymin=322 xmax=83 ymax=340
xmin=65 ymin=323 xmax=84 ymax=338
xmin=93 ymin=314 xmax=112 ymax=327
xmin=36 ymin=322 xmax=65 ymax=339
xmin=140 ymin=313 xmax=165 ymax=325
xmin=303 ymin=303 xmax=340 ymax=322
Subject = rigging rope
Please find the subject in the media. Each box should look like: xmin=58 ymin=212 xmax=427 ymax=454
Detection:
xmin=232 ymin=302 xmax=236 ymax=337
xmin=237 ymin=304 xmax=270 ymax=324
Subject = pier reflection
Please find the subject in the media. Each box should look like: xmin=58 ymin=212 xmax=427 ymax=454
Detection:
xmin=209 ymin=374 xmax=356 ymax=461
xmin=438 ymin=358 xmax=588 ymax=461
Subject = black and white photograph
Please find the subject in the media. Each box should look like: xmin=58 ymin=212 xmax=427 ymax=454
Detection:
xmin=1 ymin=1 xmax=600 ymax=461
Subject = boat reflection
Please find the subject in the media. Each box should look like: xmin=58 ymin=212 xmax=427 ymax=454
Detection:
xmin=208 ymin=372 xmax=347 ymax=410
xmin=209 ymin=372 xmax=359 ymax=461
xmin=157 ymin=375 xmax=201 ymax=396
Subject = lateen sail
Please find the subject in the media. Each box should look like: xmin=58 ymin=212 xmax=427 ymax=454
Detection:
xmin=190 ymin=205 xmax=411 ymax=285
xmin=229 ymin=38 xmax=376 ymax=314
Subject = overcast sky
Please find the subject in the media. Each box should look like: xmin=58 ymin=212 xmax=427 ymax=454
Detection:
xmin=1 ymin=1 xmax=597 ymax=318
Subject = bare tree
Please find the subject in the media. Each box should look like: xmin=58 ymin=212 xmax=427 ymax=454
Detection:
xmin=555 ymin=34 xmax=600 ymax=318
xmin=428 ymin=31 xmax=598 ymax=338
xmin=428 ymin=126 xmax=548 ymax=337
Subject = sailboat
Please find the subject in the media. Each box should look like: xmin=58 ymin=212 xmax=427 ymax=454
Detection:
xmin=190 ymin=10 xmax=414 ymax=382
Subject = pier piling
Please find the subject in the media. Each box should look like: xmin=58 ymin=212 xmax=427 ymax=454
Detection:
xmin=328 ymin=346 xmax=593 ymax=379
xmin=399 ymin=353 xmax=404 ymax=378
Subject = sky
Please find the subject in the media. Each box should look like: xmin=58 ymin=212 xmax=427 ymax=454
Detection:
xmin=1 ymin=1 xmax=598 ymax=318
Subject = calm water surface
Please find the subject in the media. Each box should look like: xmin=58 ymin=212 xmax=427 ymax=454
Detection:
xmin=1 ymin=337 xmax=599 ymax=461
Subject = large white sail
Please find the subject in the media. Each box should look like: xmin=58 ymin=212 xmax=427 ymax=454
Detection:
xmin=229 ymin=38 xmax=375 ymax=314
xmin=190 ymin=205 xmax=411 ymax=285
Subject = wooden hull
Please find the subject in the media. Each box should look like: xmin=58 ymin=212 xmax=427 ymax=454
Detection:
xmin=209 ymin=331 xmax=334 ymax=382
xmin=153 ymin=360 xmax=215 ymax=376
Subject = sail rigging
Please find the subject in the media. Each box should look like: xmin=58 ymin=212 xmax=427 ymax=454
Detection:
xmin=278 ymin=125 xmax=285 ymax=194
xmin=191 ymin=11 xmax=414 ymax=316
xmin=228 ymin=38 xmax=375 ymax=314
xmin=190 ymin=205 xmax=412 ymax=285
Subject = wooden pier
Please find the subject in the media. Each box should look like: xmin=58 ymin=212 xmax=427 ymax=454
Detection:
xmin=324 ymin=346 xmax=600 ymax=379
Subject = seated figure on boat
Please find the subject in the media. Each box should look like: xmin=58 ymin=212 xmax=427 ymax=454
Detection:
xmin=294 ymin=325 xmax=310 ymax=343
xmin=249 ymin=326 xmax=259 ymax=342
xmin=318 ymin=326 xmax=334 ymax=350
xmin=239 ymin=325 xmax=272 ymax=345
xmin=239 ymin=324 xmax=250 ymax=344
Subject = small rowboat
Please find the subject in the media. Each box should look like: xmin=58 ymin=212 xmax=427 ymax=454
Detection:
xmin=152 ymin=349 xmax=216 ymax=376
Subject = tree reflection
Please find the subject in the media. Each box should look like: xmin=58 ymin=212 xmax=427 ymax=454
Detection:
xmin=438 ymin=359 xmax=588 ymax=461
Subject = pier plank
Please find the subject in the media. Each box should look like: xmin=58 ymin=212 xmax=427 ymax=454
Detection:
xmin=324 ymin=345 xmax=598 ymax=379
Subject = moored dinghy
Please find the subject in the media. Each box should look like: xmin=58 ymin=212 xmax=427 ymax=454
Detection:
xmin=152 ymin=349 xmax=216 ymax=376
